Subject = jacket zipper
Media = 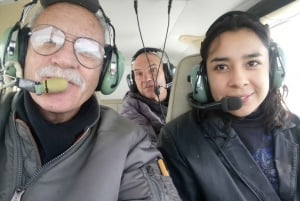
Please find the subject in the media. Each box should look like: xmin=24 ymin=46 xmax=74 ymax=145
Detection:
xmin=10 ymin=187 xmax=25 ymax=201
xmin=11 ymin=123 xmax=91 ymax=200
xmin=11 ymin=116 xmax=25 ymax=201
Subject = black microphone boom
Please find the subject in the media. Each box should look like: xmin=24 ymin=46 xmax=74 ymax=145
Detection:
xmin=188 ymin=94 xmax=242 ymax=112
xmin=221 ymin=96 xmax=242 ymax=111
xmin=158 ymin=82 xmax=172 ymax=89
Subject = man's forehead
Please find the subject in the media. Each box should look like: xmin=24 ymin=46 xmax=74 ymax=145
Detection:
xmin=133 ymin=64 xmax=158 ymax=71
xmin=133 ymin=54 xmax=162 ymax=68
xmin=136 ymin=52 xmax=161 ymax=60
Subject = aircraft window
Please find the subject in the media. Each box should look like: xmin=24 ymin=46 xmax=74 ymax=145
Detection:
xmin=269 ymin=13 xmax=300 ymax=116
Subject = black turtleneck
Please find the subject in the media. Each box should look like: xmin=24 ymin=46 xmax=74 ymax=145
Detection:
xmin=16 ymin=91 xmax=99 ymax=164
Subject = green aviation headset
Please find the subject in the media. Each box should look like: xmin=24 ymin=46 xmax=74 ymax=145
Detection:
xmin=189 ymin=11 xmax=286 ymax=104
xmin=0 ymin=0 xmax=124 ymax=95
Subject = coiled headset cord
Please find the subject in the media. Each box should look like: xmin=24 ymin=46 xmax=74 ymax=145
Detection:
xmin=133 ymin=0 xmax=173 ymax=123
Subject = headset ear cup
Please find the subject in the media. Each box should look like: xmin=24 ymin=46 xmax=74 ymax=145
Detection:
xmin=0 ymin=27 xmax=13 ymax=68
xmin=169 ymin=63 xmax=176 ymax=78
xmin=189 ymin=63 xmax=210 ymax=104
xmin=163 ymin=63 xmax=172 ymax=83
xmin=97 ymin=45 xmax=124 ymax=94
xmin=126 ymin=71 xmax=138 ymax=92
xmin=0 ymin=26 xmax=24 ymax=77
xmin=97 ymin=45 xmax=112 ymax=90
xmin=270 ymin=42 xmax=286 ymax=89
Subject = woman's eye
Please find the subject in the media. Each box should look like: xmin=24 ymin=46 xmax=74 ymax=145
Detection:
xmin=247 ymin=60 xmax=259 ymax=67
xmin=215 ymin=64 xmax=228 ymax=71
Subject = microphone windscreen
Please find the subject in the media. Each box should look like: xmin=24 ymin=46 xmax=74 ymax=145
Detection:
xmin=221 ymin=97 xmax=242 ymax=112
xmin=42 ymin=78 xmax=68 ymax=94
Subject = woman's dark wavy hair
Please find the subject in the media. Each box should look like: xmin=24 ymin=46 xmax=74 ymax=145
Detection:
xmin=200 ymin=11 xmax=290 ymax=131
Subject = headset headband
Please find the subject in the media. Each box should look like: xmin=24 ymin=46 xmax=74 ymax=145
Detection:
xmin=40 ymin=0 xmax=100 ymax=13
xmin=131 ymin=47 xmax=166 ymax=63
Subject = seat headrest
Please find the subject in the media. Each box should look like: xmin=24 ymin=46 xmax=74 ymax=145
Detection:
xmin=166 ymin=54 xmax=202 ymax=122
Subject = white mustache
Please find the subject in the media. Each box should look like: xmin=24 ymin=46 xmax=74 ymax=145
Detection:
xmin=35 ymin=66 xmax=86 ymax=90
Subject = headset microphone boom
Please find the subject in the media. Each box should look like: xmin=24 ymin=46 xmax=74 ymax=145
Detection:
xmin=0 ymin=75 xmax=68 ymax=95
xmin=188 ymin=95 xmax=243 ymax=112
xmin=16 ymin=77 xmax=68 ymax=95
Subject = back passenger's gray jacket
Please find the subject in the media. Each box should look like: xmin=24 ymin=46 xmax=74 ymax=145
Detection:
xmin=0 ymin=91 xmax=180 ymax=201
xmin=119 ymin=92 xmax=168 ymax=144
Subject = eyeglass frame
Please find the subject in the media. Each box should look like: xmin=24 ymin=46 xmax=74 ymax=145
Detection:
xmin=28 ymin=24 xmax=105 ymax=69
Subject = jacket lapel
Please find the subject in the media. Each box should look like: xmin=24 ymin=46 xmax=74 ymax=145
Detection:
xmin=274 ymin=130 xmax=299 ymax=201
xmin=219 ymin=129 xmax=282 ymax=201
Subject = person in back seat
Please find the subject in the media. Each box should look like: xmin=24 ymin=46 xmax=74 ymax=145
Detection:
xmin=119 ymin=47 xmax=175 ymax=144
xmin=157 ymin=11 xmax=300 ymax=201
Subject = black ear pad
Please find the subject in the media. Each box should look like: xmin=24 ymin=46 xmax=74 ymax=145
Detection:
xmin=126 ymin=71 xmax=138 ymax=93
xmin=0 ymin=25 xmax=30 ymax=78
xmin=269 ymin=42 xmax=285 ymax=89
xmin=163 ymin=62 xmax=175 ymax=84
xmin=18 ymin=27 xmax=30 ymax=68
xmin=97 ymin=45 xmax=113 ymax=89
xmin=97 ymin=45 xmax=124 ymax=94
xmin=189 ymin=62 xmax=212 ymax=104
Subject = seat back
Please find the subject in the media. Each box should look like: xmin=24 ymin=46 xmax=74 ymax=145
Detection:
xmin=166 ymin=54 xmax=201 ymax=122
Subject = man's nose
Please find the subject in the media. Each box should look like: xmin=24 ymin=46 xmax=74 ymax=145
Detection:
xmin=49 ymin=41 xmax=79 ymax=68
xmin=143 ymin=70 xmax=154 ymax=81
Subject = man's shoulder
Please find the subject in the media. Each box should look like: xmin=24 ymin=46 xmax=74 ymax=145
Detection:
xmin=119 ymin=93 xmax=146 ymax=115
xmin=99 ymin=105 xmax=146 ymax=137
xmin=100 ymin=105 xmax=135 ymax=124
xmin=121 ymin=92 xmax=140 ymax=106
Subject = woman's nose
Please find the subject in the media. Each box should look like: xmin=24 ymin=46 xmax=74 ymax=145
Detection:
xmin=228 ymin=66 xmax=249 ymax=88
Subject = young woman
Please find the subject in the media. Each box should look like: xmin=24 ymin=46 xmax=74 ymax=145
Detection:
xmin=158 ymin=11 xmax=300 ymax=201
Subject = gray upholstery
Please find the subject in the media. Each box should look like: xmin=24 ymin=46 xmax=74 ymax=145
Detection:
xmin=166 ymin=54 xmax=201 ymax=122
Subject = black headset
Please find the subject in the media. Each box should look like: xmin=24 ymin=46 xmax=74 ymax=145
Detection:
xmin=0 ymin=0 xmax=124 ymax=95
xmin=126 ymin=47 xmax=175 ymax=93
xmin=189 ymin=11 xmax=286 ymax=104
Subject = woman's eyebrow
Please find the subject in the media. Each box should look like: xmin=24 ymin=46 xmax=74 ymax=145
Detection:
xmin=209 ymin=57 xmax=229 ymax=63
xmin=209 ymin=52 xmax=263 ymax=63
xmin=243 ymin=52 xmax=262 ymax=59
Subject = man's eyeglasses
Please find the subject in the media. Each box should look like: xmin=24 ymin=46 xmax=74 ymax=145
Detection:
xmin=29 ymin=24 xmax=105 ymax=69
